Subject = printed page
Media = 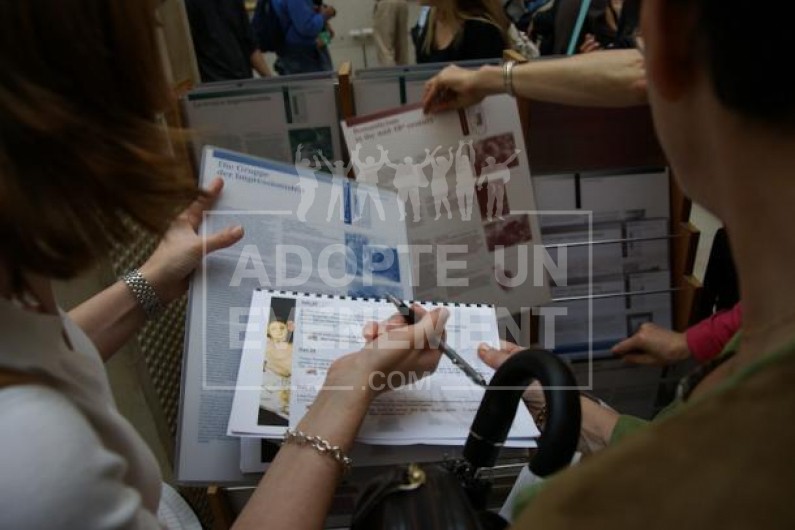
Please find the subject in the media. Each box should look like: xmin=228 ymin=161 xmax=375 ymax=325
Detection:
xmin=228 ymin=290 xmax=539 ymax=444
xmin=341 ymin=97 xmax=550 ymax=315
xmin=182 ymin=74 xmax=343 ymax=168
xmin=176 ymin=147 xmax=414 ymax=482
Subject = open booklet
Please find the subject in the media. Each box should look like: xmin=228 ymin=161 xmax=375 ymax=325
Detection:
xmin=178 ymin=137 xmax=546 ymax=481
xmin=227 ymin=289 xmax=539 ymax=445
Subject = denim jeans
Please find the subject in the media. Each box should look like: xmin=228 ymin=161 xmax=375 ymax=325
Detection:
xmin=275 ymin=46 xmax=333 ymax=75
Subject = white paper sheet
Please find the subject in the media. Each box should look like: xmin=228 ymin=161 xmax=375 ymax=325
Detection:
xmin=228 ymin=290 xmax=540 ymax=444
xmin=341 ymin=97 xmax=550 ymax=314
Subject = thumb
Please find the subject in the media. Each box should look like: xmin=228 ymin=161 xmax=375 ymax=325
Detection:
xmin=621 ymin=353 xmax=660 ymax=367
xmin=204 ymin=225 xmax=244 ymax=254
xmin=477 ymin=343 xmax=512 ymax=369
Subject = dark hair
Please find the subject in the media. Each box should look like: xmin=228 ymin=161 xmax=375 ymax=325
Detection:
xmin=0 ymin=0 xmax=198 ymax=280
xmin=694 ymin=0 xmax=795 ymax=127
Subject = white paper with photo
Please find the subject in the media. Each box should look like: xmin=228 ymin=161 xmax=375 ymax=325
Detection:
xmin=286 ymin=293 xmax=538 ymax=443
xmin=341 ymin=97 xmax=550 ymax=314
xmin=228 ymin=290 xmax=539 ymax=443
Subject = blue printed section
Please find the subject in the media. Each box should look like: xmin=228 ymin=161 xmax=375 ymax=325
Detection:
xmin=344 ymin=234 xmax=401 ymax=284
xmin=366 ymin=246 xmax=401 ymax=283
xmin=345 ymin=233 xmax=369 ymax=277
xmin=343 ymin=180 xmax=353 ymax=225
xmin=209 ymin=147 xmax=299 ymax=176
xmin=348 ymin=282 xmax=405 ymax=299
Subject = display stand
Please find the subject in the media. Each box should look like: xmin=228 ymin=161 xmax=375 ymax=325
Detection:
xmin=173 ymin=50 xmax=706 ymax=528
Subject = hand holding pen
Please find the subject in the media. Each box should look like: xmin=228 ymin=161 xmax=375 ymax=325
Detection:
xmin=382 ymin=295 xmax=488 ymax=387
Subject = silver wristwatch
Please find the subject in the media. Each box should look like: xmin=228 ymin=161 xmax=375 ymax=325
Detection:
xmin=121 ymin=269 xmax=164 ymax=319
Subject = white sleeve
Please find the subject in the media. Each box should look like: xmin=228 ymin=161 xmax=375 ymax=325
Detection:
xmin=0 ymin=386 xmax=163 ymax=530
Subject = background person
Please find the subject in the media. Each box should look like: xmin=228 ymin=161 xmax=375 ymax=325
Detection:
xmin=274 ymin=0 xmax=337 ymax=74
xmin=373 ymin=0 xmax=410 ymax=65
xmin=414 ymin=0 xmax=510 ymax=63
xmin=459 ymin=0 xmax=795 ymax=525
xmin=185 ymin=0 xmax=271 ymax=82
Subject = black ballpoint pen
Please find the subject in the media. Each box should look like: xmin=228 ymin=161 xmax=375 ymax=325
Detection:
xmin=385 ymin=295 xmax=488 ymax=387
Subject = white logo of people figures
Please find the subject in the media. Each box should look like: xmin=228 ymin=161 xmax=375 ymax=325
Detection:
xmin=429 ymin=147 xmax=455 ymax=220
xmin=455 ymin=140 xmax=477 ymax=221
xmin=350 ymin=143 xmax=388 ymax=222
xmin=315 ymin=152 xmax=353 ymax=222
xmin=477 ymin=149 xmax=522 ymax=222
xmin=293 ymin=143 xmax=319 ymax=222
xmin=386 ymin=147 xmax=437 ymax=222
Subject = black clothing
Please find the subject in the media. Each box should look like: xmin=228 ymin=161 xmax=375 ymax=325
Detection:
xmin=185 ymin=0 xmax=257 ymax=83
xmin=533 ymin=0 xmax=639 ymax=56
xmin=415 ymin=18 xmax=505 ymax=64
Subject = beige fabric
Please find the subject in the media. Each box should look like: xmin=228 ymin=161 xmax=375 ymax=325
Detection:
xmin=511 ymin=348 xmax=795 ymax=529
xmin=373 ymin=0 xmax=409 ymax=66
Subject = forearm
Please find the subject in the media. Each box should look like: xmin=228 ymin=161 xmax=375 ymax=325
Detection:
xmin=68 ymin=280 xmax=147 ymax=361
xmin=233 ymin=388 xmax=370 ymax=530
xmin=251 ymin=49 xmax=272 ymax=77
xmin=578 ymin=396 xmax=620 ymax=452
xmin=477 ymin=49 xmax=647 ymax=107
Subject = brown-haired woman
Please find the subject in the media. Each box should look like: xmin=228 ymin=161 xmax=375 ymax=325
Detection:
xmin=415 ymin=0 xmax=510 ymax=63
xmin=0 ymin=0 xmax=449 ymax=528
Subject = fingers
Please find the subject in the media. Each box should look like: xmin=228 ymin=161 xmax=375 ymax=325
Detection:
xmin=621 ymin=353 xmax=662 ymax=367
xmin=413 ymin=307 xmax=449 ymax=350
xmin=185 ymin=178 xmax=224 ymax=228
xmin=423 ymin=68 xmax=459 ymax=114
xmin=611 ymin=334 xmax=642 ymax=356
xmin=499 ymin=340 xmax=523 ymax=354
xmin=203 ymin=224 xmax=244 ymax=254
xmin=477 ymin=343 xmax=514 ymax=369
xmin=579 ymin=34 xmax=602 ymax=54
xmin=422 ymin=79 xmax=437 ymax=113
xmin=362 ymin=312 xmax=408 ymax=342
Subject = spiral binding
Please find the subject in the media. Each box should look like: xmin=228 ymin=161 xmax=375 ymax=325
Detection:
xmin=255 ymin=288 xmax=493 ymax=309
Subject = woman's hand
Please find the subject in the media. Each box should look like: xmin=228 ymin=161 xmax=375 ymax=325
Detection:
xmin=579 ymin=33 xmax=602 ymax=54
xmin=139 ymin=178 xmax=244 ymax=304
xmin=325 ymin=305 xmax=449 ymax=400
xmin=479 ymin=341 xmax=619 ymax=453
xmin=478 ymin=342 xmax=545 ymax=415
xmin=611 ymin=322 xmax=691 ymax=366
xmin=422 ymin=65 xmax=499 ymax=114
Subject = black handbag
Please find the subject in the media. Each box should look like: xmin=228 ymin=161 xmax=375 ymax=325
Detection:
xmin=351 ymin=349 xmax=582 ymax=530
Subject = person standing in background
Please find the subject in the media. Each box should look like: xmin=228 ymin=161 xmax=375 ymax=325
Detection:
xmin=373 ymin=0 xmax=410 ymax=66
xmin=275 ymin=0 xmax=337 ymax=74
xmin=414 ymin=0 xmax=509 ymax=64
xmin=312 ymin=0 xmax=336 ymax=72
xmin=185 ymin=0 xmax=271 ymax=82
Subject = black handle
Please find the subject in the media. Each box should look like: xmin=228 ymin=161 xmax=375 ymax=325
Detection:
xmin=463 ymin=349 xmax=581 ymax=477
